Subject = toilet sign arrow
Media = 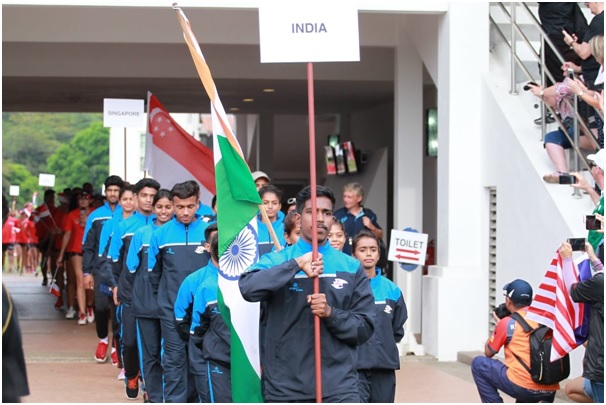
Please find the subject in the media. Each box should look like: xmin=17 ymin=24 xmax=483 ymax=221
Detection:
xmin=388 ymin=229 xmax=428 ymax=265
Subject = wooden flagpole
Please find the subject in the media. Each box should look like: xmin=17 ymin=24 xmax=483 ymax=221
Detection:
xmin=307 ymin=62 xmax=322 ymax=403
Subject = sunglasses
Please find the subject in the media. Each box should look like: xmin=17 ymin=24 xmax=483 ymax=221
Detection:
xmin=287 ymin=198 xmax=296 ymax=205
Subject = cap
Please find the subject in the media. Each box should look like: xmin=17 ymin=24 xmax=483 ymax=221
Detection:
xmin=58 ymin=193 xmax=69 ymax=204
xmin=588 ymin=149 xmax=605 ymax=171
xmin=251 ymin=171 xmax=270 ymax=183
xmin=503 ymin=279 xmax=533 ymax=306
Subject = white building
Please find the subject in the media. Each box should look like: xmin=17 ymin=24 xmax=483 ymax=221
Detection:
xmin=3 ymin=1 xmax=597 ymax=377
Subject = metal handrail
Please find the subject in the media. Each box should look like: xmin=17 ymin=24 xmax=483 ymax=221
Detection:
xmin=490 ymin=2 xmax=602 ymax=185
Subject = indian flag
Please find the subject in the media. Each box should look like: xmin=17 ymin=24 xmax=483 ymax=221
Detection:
xmin=173 ymin=5 xmax=263 ymax=402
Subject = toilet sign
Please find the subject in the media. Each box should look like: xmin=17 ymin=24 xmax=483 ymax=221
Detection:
xmin=388 ymin=229 xmax=428 ymax=265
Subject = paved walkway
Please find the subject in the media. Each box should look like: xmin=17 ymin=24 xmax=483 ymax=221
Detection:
xmin=3 ymin=273 xmax=571 ymax=403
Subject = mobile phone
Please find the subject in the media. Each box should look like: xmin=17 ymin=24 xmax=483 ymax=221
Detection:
xmin=586 ymin=215 xmax=601 ymax=230
xmin=568 ymin=68 xmax=575 ymax=80
xmin=523 ymin=81 xmax=538 ymax=91
xmin=559 ymin=173 xmax=578 ymax=184
xmin=567 ymin=237 xmax=586 ymax=251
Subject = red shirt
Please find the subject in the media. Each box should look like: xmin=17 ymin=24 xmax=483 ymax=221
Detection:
xmin=14 ymin=219 xmax=27 ymax=244
xmin=24 ymin=219 xmax=38 ymax=244
xmin=2 ymin=217 xmax=17 ymax=244
xmin=62 ymin=209 xmax=86 ymax=254
xmin=53 ymin=210 xmax=65 ymax=250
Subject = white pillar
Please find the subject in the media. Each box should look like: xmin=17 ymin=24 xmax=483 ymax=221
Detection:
xmin=393 ymin=17 xmax=424 ymax=350
xmin=422 ymin=3 xmax=490 ymax=360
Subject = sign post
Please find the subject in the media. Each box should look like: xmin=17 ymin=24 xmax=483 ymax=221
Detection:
xmin=103 ymin=98 xmax=146 ymax=182
xmin=388 ymin=229 xmax=428 ymax=356
xmin=258 ymin=2 xmax=359 ymax=401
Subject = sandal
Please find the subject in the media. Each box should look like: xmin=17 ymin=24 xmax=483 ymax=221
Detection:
xmin=542 ymin=172 xmax=564 ymax=184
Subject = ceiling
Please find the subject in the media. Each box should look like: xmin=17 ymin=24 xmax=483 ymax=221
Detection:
xmin=2 ymin=4 xmax=434 ymax=115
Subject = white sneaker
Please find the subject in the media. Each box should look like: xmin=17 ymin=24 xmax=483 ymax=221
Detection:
xmin=117 ymin=368 xmax=125 ymax=380
xmin=86 ymin=306 xmax=95 ymax=323
xmin=65 ymin=308 xmax=76 ymax=319
xmin=77 ymin=313 xmax=87 ymax=325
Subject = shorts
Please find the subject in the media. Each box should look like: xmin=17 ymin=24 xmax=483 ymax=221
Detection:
xmin=544 ymin=124 xmax=582 ymax=149
xmin=583 ymin=378 xmax=594 ymax=401
xmin=65 ymin=252 xmax=83 ymax=259
xmin=2 ymin=243 xmax=15 ymax=252
xmin=26 ymin=243 xmax=38 ymax=249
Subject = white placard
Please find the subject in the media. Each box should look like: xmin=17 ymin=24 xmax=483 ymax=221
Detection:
xmin=38 ymin=173 xmax=56 ymax=187
xmin=259 ymin=0 xmax=359 ymax=63
xmin=388 ymin=229 xmax=429 ymax=265
xmin=103 ymin=98 xmax=145 ymax=128
xmin=9 ymin=185 xmax=20 ymax=196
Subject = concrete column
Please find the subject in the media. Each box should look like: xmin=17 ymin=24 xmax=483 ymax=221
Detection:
xmin=258 ymin=114 xmax=274 ymax=175
xmin=422 ymin=3 xmax=490 ymax=360
xmin=393 ymin=18 xmax=424 ymax=338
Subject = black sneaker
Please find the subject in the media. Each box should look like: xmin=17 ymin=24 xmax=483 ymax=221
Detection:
xmin=41 ymin=278 xmax=48 ymax=286
xmin=125 ymin=373 xmax=139 ymax=400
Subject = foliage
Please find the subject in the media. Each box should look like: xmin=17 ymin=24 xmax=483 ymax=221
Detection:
xmin=47 ymin=122 xmax=110 ymax=193
xmin=2 ymin=112 xmax=101 ymax=175
xmin=2 ymin=160 xmax=44 ymax=208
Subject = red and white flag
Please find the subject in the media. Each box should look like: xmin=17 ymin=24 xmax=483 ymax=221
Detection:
xmin=144 ymin=92 xmax=216 ymax=205
xmin=49 ymin=282 xmax=61 ymax=298
xmin=526 ymin=251 xmax=585 ymax=361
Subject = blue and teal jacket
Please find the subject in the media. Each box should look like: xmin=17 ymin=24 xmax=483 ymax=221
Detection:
xmin=96 ymin=212 xmax=129 ymax=284
xmin=357 ymin=268 xmax=407 ymax=370
xmin=239 ymin=238 xmax=375 ymax=402
xmin=173 ymin=260 xmax=215 ymax=338
xmin=82 ymin=202 xmax=122 ymax=276
xmin=126 ymin=222 xmax=160 ymax=319
xmin=109 ymin=211 xmax=155 ymax=303
xmin=148 ymin=216 xmax=211 ymax=321
xmin=190 ymin=266 xmax=230 ymax=366
xmin=257 ymin=210 xmax=285 ymax=256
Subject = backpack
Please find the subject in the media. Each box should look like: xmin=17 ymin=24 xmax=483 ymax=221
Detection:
xmin=510 ymin=312 xmax=570 ymax=385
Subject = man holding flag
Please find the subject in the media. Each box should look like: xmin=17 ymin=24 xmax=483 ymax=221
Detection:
xmin=559 ymin=241 xmax=604 ymax=403
xmin=239 ymin=185 xmax=375 ymax=402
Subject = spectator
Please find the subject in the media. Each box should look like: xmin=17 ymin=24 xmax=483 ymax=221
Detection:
xmin=527 ymin=78 xmax=595 ymax=180
xmin=239 ymin=185 xmax=375 ymax=402
xmin=251 ymin=171 xmax=270 ymax=191
xmin=571 ymin=149 xmax=605 ymax=252
xmin=567 ymin=35 xmax=604 ymax=147
xmin=333 ymin=182 xmax=383 ymax=255
xmin=352 ymin=230 xmax=407 ymax=403
xmin=471 ymin=279 xmax=559 ymax=402
xmin=560 ymin=241 xmax=604 ymax=403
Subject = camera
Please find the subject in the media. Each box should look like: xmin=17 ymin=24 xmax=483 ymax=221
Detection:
xmin=586 ymin=215 xmax=601 ymax=230
xmin=494 ymin=303 xmax=511 ymax=319
xmin=523 ymin=81 xmax=538 ymax=91
xmin=567 ymin=237 xmax=586 ymax=251
xmin=559 ymin=174 xmax=578 ymax=184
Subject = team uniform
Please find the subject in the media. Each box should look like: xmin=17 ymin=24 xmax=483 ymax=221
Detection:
xmin=357 ymin=268 xmax=408 ymax=402
xmin=173 ymin=260 xmax=214 ymax=402
xmin=126 ymin=222 xmax=163 ymax=403
xmin=239 ymin=239 xmax=375 ymax=402
xmin=333 ymin=206 xmax=382 ymax=255
xmin=108 ymin=212 xmax=155 ymax=386
xmin=148 ymin=215 xmax=210 ymax=403
xmin=82 ymin=202 xmax=122 ymax=349
xmin=189 ymin=264 xmax=232 ymax=403
xmin=62 ymin=209 xmax=86 ymax=257
xmin=257 ymin=210 xmax=285 ymax=256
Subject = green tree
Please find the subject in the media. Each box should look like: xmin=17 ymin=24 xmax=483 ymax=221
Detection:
xmin=2 ymin=160 xmax=44 ymax=208
xmin=2 ymin=112 xmax=102 ymax=176
xmin=47 ymin=121 xmax=109 ymax=192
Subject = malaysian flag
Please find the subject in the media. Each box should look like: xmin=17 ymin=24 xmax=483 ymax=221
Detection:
xmin=526 ymin=251 xmax=586 ymax=361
